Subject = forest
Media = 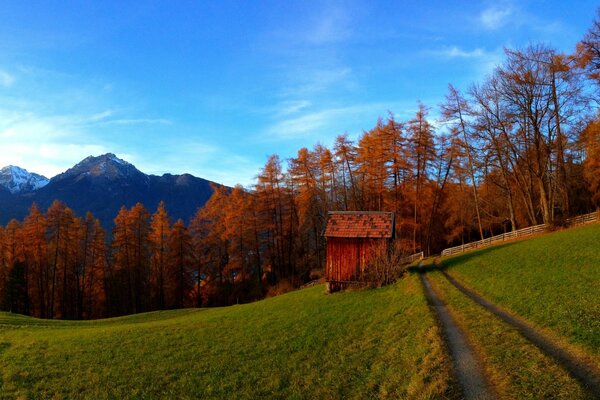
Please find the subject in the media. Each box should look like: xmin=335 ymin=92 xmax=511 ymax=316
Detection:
xmin=0 ymin=14 xmax=599 ymax=319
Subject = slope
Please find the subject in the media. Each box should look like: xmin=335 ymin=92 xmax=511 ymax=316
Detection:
xmin=0 ymin=275 xmax=457 ymax=399
xmin=439 ymin=222 xmax=600 ymax=358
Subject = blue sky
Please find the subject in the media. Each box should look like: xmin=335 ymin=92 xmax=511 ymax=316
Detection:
xmin=0 ymin=1 xmax=597 ymax=186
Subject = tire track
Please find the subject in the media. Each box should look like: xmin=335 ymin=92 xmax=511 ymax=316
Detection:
xmin=420 ymin=273 xmax=496 ymax=400
xmin=440 ymin=270 xmax=600 ymax=398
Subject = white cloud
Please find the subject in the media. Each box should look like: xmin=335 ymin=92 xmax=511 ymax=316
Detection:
xmin=479 ymin=6 xmax=512 ymax=30
xmin=88 ymin=110 xmax=114 ymax=122
xmin=131 ymin=142 xmax=259 ymax=187
xmin=0 ymin=142 xmax=110 ymax=178
xmin=268 ymin=111 xmax=332 ymax=138
xmin=264 ymin=102 xmax=414 ymax=141
xmin=102 ymin=118 xmax=172 ymax=126
xmin=276 ymin=100 xmax=312 ymax=116
xmin=0 ymin=109 xmax=111 ymax=177
xmin=0 ymin=70 xmax=15 ymax=87
xmin=429 ymin=46 xmax=487 ymax=59
xmin=306 ymin=5 xmax=352 ymax=45
xmin=281 ymin=67 xmax=354 ymax=98
xmin=423 ymin=46 xmax=504 ymax=80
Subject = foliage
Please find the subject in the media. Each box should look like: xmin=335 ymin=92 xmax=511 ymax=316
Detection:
xmin=359 ymin=243 xmax=409 ymax=288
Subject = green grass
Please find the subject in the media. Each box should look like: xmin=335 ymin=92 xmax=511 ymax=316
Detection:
xmin=440 ymin=223 xmax=600 ymax=357
xmin=0 ymin=275 xmax=455 ymax=399
xmin=426 ymin=271 xmax=593 ymax=399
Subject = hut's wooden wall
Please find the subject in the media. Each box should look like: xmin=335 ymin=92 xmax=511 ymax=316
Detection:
xmin=326 ymin=238 xmax=386 ymax=283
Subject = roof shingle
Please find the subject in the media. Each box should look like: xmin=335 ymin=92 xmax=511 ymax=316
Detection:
xmin=324 ymin=211 xmax=395 ymax=238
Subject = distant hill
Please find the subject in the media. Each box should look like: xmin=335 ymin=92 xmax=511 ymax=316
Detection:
xmin=0 ymin=153 xmax=218 ymax=229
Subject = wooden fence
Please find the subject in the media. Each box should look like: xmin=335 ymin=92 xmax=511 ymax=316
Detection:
xmin=565 ymin=211 xmax=599 ymax=227
xmin=441 ymin=211 xmax=599 ymax=257
xmin=400 ymin=251 xmax=424 ymax=265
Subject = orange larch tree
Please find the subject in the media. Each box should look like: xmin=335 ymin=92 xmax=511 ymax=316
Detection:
xmin=149 ymin=201 xmax=171 ymax=309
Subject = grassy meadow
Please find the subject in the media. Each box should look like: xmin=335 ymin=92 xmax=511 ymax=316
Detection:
xmin=0 ymin=275 xmax=456 ymax=399
xmin=440 ymin=223 xmax=600 ymax=358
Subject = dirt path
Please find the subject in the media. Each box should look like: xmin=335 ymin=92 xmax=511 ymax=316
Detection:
xmin=420 ymin=273 xmax=495 ymax=400
xmin=440 ymin=270 xmax=600 ymax=398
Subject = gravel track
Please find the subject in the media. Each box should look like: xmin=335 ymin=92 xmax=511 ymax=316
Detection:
xmin=440 ymin=270 xmax=600 ymax=398
xmin=420 ymin=273 xmax=496 ymax=400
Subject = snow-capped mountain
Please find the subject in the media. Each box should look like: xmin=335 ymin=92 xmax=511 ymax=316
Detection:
xmin=0 ymin=153 xmax=219 ymax=229
xmin=0 ymin=165 xmax=49 ymax=194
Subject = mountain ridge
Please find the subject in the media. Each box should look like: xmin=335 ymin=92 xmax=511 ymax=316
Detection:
xmin=0 ymin=153 xmax=219 ymax=229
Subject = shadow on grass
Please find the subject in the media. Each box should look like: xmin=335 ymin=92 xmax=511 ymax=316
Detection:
xmin=407 ymin=241 xmax=522 ymax=275
xmin=442 ymin=241 xmax=522 ymax=267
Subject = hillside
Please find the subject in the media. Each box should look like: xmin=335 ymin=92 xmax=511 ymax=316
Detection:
xmin=0 ymin=276 xmax=456 ymax=399
xmin=439 ymin=223 xmax=600 ymax=355
xmin=417 ymin=222 xmax=600 ymax=398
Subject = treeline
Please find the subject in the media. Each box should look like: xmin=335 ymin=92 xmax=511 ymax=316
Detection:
xmin=1 ymin=14 xmax=599 ymax=319
xmin=0 ymin=199 xmax=272 ymax=319
xmin=196 ymin=14 xmax=600 ymax=281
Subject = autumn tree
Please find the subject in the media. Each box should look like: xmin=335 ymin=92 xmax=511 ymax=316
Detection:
xmin=289 ymin=147 xmax=324 ymax=275
xmin=407 ymin=103 xmax=436 ymax=252
xmin=0 ymin=226 xmax=6 ymax=306
xmin=79 ymin=212 xmax=107 ymax=319
xmin=149 ymin=201 xmax=171 ymax=309
xmin=111 ymin=203 xmax=151 ymax=314
xmin=441 ymin=85 xmax=484 ymax=240
xmin=255 ymin=155 xmax=293 ymax=280
xmin=583 ymin=117 xmax=600 ymax=206
xmin=577 ymin=10 xmax=600 ymax=87
xmin=190 ymin=185 xmax=230 ymax=305
xmin=21 ymin=204 xmax=47 ymax=317
xmin=168 ymin=219 xmax=194 ymax=308
xmin=334 ymin=134 xmax=361 ymax=210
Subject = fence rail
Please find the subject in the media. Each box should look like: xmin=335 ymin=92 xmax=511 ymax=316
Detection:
xmin=400 ymin=251 xmax=424 ymax=265
xmin=565 ymin=211 xmax=599 ymax=227
xmin=440 ymin=211 xmax=599 ymax=257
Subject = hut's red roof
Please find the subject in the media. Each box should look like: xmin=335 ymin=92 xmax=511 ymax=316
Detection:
xmin=324 ymin=211 xmax=395 ymax=238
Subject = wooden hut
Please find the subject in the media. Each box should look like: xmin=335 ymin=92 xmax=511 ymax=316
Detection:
xmin=324 ymin=211 xmax=395 ymax=292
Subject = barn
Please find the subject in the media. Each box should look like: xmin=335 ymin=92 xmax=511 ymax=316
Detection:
xmin=324 ymin=211 xmax=395 ymax=292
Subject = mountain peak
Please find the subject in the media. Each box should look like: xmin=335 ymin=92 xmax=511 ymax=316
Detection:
xmin=80 ymin=153 xmax=130 ymax=166
xmin=55 ymin=153 xmax=142 ymax=182
xmin=0 ymin=154 xmax=218 ymax=230
xmin=0 ymin=165 xmax=50 ymax=194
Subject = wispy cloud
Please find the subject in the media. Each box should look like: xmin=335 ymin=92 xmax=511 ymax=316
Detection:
xmin=0 ymin=70 xmax=15 ymax=87
xmin=305 ymin=4 xmax=352 ymax=45
xmin=427 ymin=46 xmax=487 ymax=59
xmin=275 ymin=100 xmax=312 ymax=116
xmin=423 ymin=46 xmax=504 ymax=80
xmin=476 ymin=4 xmax=564 ymax=36
xmin=479 ymin=6 xmax=513 ymax=30
xmin=88 ymin=109 xmax=114 ymax=122
xmin=264 ymin=101 xmax=414 ymax=141
xmin=0 ymin=108 xmax=113 ymax=177
xmin=281 ymin=67 xmax=354 ymax=98
xmin=132 ymin=141 xmax=259 ymax=187
xmin=101 ymin=118 xmax=172 ymax=126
